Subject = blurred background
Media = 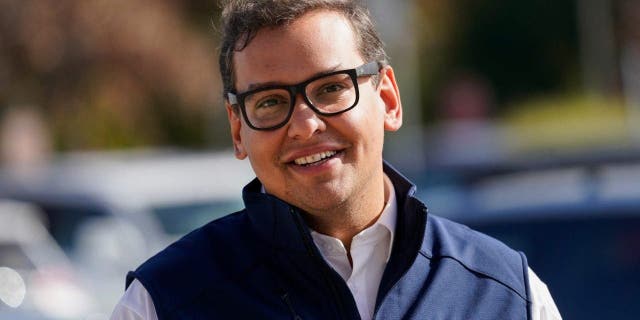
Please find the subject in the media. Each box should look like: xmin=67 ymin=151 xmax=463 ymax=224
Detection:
xmin=0 ymin=0 xmax=639 ymax=319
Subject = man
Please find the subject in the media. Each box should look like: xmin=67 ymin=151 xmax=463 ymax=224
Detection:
xmin=112 ymin=0 xmax=561 ymax=319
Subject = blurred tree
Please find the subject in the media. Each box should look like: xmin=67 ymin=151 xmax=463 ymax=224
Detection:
xmin=416 ymin=0 xmax=581 ymax=123
xmin=0 ymin=0 xmax=224 ymax=151
xmin=0 ymin=0 xmax=627 ymax=152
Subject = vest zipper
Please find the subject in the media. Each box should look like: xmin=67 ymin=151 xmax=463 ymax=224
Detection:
xmin=280 ymin=292 xmax=303 ymax=320
xmin=289 ymin=208 xmax=348 ymax=320
xmin=372 ymin=203 xmax=428 ymax=319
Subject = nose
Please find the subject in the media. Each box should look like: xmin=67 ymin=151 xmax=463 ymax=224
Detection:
xmin=286 ymin=94 xmax=326 ymax=140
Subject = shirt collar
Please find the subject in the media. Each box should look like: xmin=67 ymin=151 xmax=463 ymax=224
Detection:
xmin=378 ymin=174 xmax=397 ymax=261
xmin=308 ymin=174 xmax=397 ymax=262
xmin=260 ymin=174 xmax=397 ymax=261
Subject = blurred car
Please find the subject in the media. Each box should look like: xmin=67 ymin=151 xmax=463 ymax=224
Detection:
xmin=0 ymin=149 xmax=255 ymax=315
xmin=0 ymin=200 xmax=100 ymax=319
xmin=416 ymin=154 xmax=640 ymax=320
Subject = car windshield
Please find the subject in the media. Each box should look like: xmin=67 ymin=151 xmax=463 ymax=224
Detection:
xmin=152 ymin=200 xmax=243 ymax=236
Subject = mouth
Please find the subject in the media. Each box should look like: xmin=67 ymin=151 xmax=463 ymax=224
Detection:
xmin=292 ymin=150 xmax=341 ymax=167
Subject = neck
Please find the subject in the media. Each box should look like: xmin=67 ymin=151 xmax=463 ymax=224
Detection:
xmin=303 ymin=173 xmax=391 ymax=249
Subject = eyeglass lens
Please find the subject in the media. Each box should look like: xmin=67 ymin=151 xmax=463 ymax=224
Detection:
xmin=243 ymin=72 xmax=357 ymax=129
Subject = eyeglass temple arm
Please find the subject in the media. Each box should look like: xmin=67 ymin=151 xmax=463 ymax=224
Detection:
xmin=227 ymin=92 xmax=238 ymax=105
xmin=227 ymin=61 xmax=379 ymax=104
xmin=356 ymin=61 xmax=381 ymax=76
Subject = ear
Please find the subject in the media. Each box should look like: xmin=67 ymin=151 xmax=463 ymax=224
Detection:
xmin=226 ymin=103 xmax=248 ymax=159
xmin=378 ymin=66 xmax=403 ymax=131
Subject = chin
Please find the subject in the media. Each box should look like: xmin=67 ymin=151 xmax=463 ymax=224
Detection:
xmin=293 ymin=190 xmax=349 ymax=213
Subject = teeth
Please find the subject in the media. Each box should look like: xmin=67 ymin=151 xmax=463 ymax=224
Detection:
xmin=294 ymin=151 xmax=337 ymax=165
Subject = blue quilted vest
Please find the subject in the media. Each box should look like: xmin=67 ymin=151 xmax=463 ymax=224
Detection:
xmin=127 ymin=163 xmax=531 ymax=319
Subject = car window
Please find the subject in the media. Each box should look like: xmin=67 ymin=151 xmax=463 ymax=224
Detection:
xmin=33 ymin=204 xmax=106 ymax=252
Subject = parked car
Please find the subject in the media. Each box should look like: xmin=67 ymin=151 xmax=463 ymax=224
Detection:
xmin=0 ymin=149 xmax=255 ymax=314
xmin=416 ymin=155 xmax=640 ymax=320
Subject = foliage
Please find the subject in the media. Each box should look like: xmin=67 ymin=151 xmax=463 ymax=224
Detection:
xmin=0 ymin=0 xmax=224 ymax=151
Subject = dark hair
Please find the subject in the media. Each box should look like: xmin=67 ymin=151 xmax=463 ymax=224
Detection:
xmin=218 ymin=0 xmax=388 ymax=96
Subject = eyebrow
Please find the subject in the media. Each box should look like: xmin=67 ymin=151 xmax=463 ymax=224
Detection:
xmin=245 ymin=63 xmax=343 ymax=91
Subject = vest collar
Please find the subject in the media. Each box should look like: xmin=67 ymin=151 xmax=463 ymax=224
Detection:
xmin=241 ymin=161 xmax=428 ymax=256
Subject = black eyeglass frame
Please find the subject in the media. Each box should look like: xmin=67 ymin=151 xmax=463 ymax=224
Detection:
xmin=227 ymin=61 xmax=381 ymax=131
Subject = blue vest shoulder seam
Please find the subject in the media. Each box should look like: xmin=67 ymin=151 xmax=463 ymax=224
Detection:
xmin=417 ymin=249 xmax=529 ymax=302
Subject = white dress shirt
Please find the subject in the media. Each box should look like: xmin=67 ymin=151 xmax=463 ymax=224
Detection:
xmin=111 ymin=177 xmax=562 ymax=320
xmin=308 ymin=175 xmax=397 ymax=320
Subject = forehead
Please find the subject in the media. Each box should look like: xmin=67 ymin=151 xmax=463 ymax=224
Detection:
xmin=232 ymin=10 xmax=364 ymax=91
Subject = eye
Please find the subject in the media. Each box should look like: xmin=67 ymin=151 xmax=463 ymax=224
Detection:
xmin=255 ymin=96 xmax=288 ymax=109
xmin=319 ymin=83 xmax=346 ymax=94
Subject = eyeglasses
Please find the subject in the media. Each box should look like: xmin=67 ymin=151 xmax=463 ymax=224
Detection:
xmin=227 ymin=61 xmax=381 ymax=131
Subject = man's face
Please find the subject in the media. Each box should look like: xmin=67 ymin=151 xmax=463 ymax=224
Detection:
xmin=227 ymin=10 xmax=402 ymax=217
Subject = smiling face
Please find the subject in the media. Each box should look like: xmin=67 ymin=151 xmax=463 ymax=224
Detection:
xmin=227 ymin=9 xmax=402 ymax=223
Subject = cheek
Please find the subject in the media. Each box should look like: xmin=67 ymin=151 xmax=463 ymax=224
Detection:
xmin=241 ymin=130 xmax=279 ymax=165
xmin=237 ymin=129 xmax=259 ymax=164
xmin=353 ymin=96 xmax=386 ymax=130
xmin=354 ymin=99 xmax=387 ymax=149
